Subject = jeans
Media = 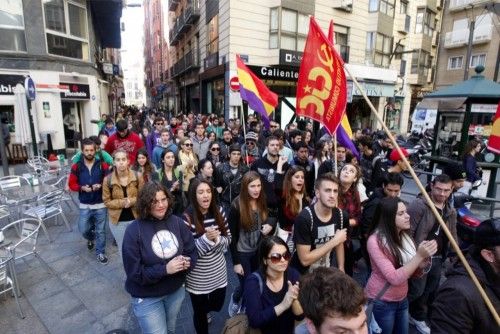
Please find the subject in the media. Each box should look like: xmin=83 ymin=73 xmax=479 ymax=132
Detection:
xmin=408 ymin=256 xmax=443 ymax=321
xmin=78 ymin=207 xmax=107 ymax=255
xmin=109 ymin=220 xmax=134 ymax=259
xmin=372 ymin=298 xmax=409 ymax=334
xmin=189 ymin=287 xmax=226 ymax=334
xmin=234 ymin=251 xmax=258 ymax=302
xmin=131 ymin=286 xmax=185 ymax=334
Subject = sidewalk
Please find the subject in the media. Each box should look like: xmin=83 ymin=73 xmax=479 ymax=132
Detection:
xmin=0 ymin=164 xmax=239 ymax=334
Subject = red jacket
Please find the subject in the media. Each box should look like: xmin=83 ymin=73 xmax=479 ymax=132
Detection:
xmin=104 ymin=131 xmax=144 ymax=163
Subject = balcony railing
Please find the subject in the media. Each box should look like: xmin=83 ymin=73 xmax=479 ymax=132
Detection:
xmin=168 ymin=0 xmax=179 ymax=11
xmin=449 ymin=0 xmax=486 ymax=10
xmin=171 ymin=50 xmax=200 ymax=78
xmin=185 ymin=0 xmax=200 ymax=24
xmin=444 ymin=25 xmax=492 ymax=48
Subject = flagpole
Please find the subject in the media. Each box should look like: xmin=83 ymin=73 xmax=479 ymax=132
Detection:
xmin=240 ymin=103 xmax=250 ymax=167
xmin=344 ymin=65 xmax=500 ymax=325
xmin=333 ymin=133 xmax=338 ymax=175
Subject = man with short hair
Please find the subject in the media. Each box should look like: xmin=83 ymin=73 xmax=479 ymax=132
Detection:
xmin=104 ymin=119 xmax=144 ymax=163
xmin=191 ymin=122 xmax=211 ymax=160
xmin=146 ymin=117 xmax=164 ymax=157
xmin=68 ymin=138 xmax=110 ymax=264
xmin=218 ymin=128 xmax=234 ymax=159
xmin=431 ymin=218 xmax=500 ymax=333
xmin=263 ymin=129 xmax=294 ymax=163
xmin=371 ymin=147 xmax=410 ymax=189
xmin=296 ymin=267 xmax=368 ymax=334
xmin=292 ymin=173 xmax=348 ymax=274
xmin=317 ymin=144 xmax=347 ymax=177
xmin=152 ymin=129 xmax=178 ymax=168
xmin=289 ymin=129 xmax=304 ymax=151
xmin=358 ymin=135 xmax=376 ymax=194
xmin=407 ymin=174 xmax=457 ymax=334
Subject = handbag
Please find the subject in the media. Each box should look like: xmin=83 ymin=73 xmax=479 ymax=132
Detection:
xmin=365 ymin=282 xmax=391 ymax=330
xmin=222 ymin=273 xmax=263 ymax=334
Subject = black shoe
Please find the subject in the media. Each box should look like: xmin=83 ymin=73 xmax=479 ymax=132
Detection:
xmin=97 ymin=253 xmax=108 ymax=265
xmin=87 ymin=240 xmax=94 ymax=251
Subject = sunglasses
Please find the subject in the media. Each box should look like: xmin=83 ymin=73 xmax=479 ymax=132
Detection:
xmin=246 ymin=141 xmax=255 ymax=146
xmin=211 ymin=147 xmax=220 ymax=151
xmin=184 ymin=143 xmax=193 ymax=147
xmin=268 ymin=252 xmax=291 ymax=263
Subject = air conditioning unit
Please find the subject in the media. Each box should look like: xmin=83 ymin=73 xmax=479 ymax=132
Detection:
xmin=333 ymin=0 xmax=353 ymax=12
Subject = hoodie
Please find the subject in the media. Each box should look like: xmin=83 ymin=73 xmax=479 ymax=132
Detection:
xmin=431 ymin=252 xmax=500 ymax=334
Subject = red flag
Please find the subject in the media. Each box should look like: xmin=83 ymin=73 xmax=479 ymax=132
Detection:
xmin=296 ymin=17 xmax=347 ymax=135
xmin=487 ymin=101 xmax=500 ymax=154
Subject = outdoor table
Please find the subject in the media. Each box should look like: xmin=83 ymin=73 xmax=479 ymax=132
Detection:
xmin=0 ymin=183 xmax=56 ymax=205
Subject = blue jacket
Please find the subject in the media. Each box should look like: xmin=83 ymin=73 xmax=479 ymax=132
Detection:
xmin=68 ymin=160 xmax=109 ymax=205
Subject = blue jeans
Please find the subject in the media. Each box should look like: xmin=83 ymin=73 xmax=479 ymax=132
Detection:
xmin=131 ymin=286 xmax=185 ymax=334
xmin=372 ymin=298 xmax=409 ymax=334
xmin=234 ymin=251 xmax=258 ymax=302
xmin=78 ymin=207 xmax=107 ymax=255
xmin=109 ymin=219 xmax=134 ymax=259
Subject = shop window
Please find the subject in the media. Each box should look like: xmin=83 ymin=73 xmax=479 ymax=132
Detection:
xmin=448 ymin=56 xmax=463 ymax=70
xmin=0 ymin=0 xmax=27 ymax=52
xmin=416 ymin=8 xmax=436 ymax=37
xmin=206 ymin=14 xmax=218 ymax=55
xmin=470 ymin=54 xmax=485 ymax=68
xmin=268 ymin=7 xmax=308 ymax=51
xmin=369 ymin=0 xmax=395 ymax=16
xmin=43 ymin=0 xmax=89 ymax=61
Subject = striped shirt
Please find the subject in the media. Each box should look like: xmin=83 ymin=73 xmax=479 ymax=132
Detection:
xmin=184 ymin=207 xmax=232 ymax=294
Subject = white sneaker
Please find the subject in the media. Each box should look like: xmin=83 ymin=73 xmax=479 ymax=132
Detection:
xmin=409 ymin=317 xmax=430 ymax=334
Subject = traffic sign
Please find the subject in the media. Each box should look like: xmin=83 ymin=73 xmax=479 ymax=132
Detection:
xmin=230 ymin=76 xmax=239 ymax=91
xmin=25 ymin=76 xmax=36 ymax=101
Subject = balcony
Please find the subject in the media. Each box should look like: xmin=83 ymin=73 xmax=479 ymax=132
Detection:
xmin=333 ymin=0 xmax=353 ymax=12
xmin=168 ymin=0 xmax=179 ymax=11
xmin=171 ymin=50 xmax=200 ymax=78
xmin=449 ymin=0 xmax=490 ymax=11
xmin=334 ymin=45 xmax=350 ymax=63
xmin=204 ymin=52 xmax=219 ymax=70
xmin=185 ymin=0 xmax=200 ymax=24
xmin=398 ymin=15 xmax=411 ymax=34
xmin=169 ymin=27 xmax=179 ymax=46
xmin=444 ymin=25 xmax=492 ymax=48
xmin=432 ymin=31 xmax=440 ymax=47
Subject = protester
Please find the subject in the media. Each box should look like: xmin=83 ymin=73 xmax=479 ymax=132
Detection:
xmin=71 ymin=135 xmax=113 ymax=165
xmin=366 ymin=197 xmax=437 ymax=334
xmin=206 ymin=141 xmax=224 ymax=168
xmin=68 ymin=138 xmax=110 ymax=264
xmin=192 ymin=122 xmax=211 ymax=160
xmin=241 ymin=131 xmax=260 ymax=165
xmin=104 ymin=119 xmax=144 ymax=163
xmin=132 ymin=148 xmax=156 ymax=183
xmin=372 ymin=147 xmax=410 ymax=189
xmin=317 ymin=143 xmax=347 ymax=177
xmin=244 ymin=236 xmax=303 ymax=334
xmin=153 ymin=149 xmax=184 ymax=215
xmin=194 ymin=159 xmax=215 ymax=185
xmin=462 ymin=139 xmax=482 ymax=193
xmin=312 ymin=140 xmax=329 ymax=179
xmin=292 ymin=173 xmax=348 ymax=274
xmin=152 ymin=128 xmax=178 ymax=168
xmin=146 ymin=117 xmax=164 ymax=157
xmin=358 ymin=135 xmax=376 ymax=194
xmin=122 ymin=182 xmax=197 ymax=334
xmin=228 ymin=171 xmax=275 ymax=316
xmin=296 ymin=267 xmax=368 ymax=334
xmin=178 ymin=137 xmax=198 ymax=195
xmin=183 ymin=178 xmax=231 ymax=334
xmin=218 ymin=128 xmax=234 ymax=159
xmin=431 ymin=218 xmax=500 ymax=333
xmin=290 ymin=141 xmax=315 ymax=197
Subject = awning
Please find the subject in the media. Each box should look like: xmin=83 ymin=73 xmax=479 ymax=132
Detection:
xmin=418 ymin=97 xmax=467 ymax=111
xmin=90 ymin=0 xmax=123 ymax=49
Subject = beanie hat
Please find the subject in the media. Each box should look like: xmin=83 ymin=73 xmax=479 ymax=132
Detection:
xmin=245 ymin=132 xmax=258 ymax=142
xmin=474 ymin=218 xmax=500 ymax=248
xmin=389 ymin=148 xmax=409 ymax=162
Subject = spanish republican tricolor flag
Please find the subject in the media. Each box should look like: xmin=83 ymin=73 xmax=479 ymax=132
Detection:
xmin=487 ymin=101 xmax=500 ymax=154
xmin=236 ymin=55 xmax=278 ymax=128
xmin=296 ymin=17 xmax=347 ymax=135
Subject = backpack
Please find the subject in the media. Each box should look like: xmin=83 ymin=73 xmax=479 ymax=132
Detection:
xmin=221 ymin=273 xmax=263 ymax=334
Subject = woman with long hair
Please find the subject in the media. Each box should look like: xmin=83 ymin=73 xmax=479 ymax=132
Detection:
xmin=196 ymin=159 xmax=215 ymax=183
xmin=178 ymin=137 xmax=198 ymax=195
xmin=153 ymin=149 xmax=184 ymax=215
xmin=313 ymin=140 xmax=329 ymax=179
xmin=133 ymin=148 xmax=156 ymax=183
xmin=122 ymin=182 xmax=197 ymax=334
xmin=365 ymin=197 xmax=437 ymax=334
xmin=102 ymin=149 xmax=144 ymax=260
xmin=183 ymin=178 xmax=231 ymax=334
xmin=227 ymin=171 xmax=275 ymax=315
xmin=206 ymin=141 xmax=225 ymax=168
xmin=462 ymin=139 xmax=482 ymax=193
xmin=243 ymin=236 xmax=303 ymax=334
xmin=337 ymin=163 xmax=363 ymax=276
xmin=276 ymin=163 xmax=310 ymax=252
xmin=302 ymin=130 xmax=315 ymax=156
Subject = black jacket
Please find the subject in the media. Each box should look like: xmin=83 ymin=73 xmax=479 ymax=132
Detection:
xmin=360 ymin=188 xmax=385 ymax=236
xmin=430 ymin=252 xmax=500 ymax=334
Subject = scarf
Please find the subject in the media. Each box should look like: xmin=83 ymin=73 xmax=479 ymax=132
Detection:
xmin=379 ymin=231 xmax=417 ymax=266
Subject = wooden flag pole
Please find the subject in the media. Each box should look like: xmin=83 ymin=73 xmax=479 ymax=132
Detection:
xmin=344 ymin=66 xmax=500 ymax=325
xmin=240 ymin=103 xmax=250 ymax=167
xmin=334 ymin=133 xmax=338 ymax=176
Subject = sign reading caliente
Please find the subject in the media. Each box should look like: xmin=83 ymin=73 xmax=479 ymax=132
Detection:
xmin=247 ymin=65 xmax=299 ymax=82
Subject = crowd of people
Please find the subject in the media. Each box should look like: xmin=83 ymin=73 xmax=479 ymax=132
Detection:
xmin=66 ymin=109 xmax=499 ymax=334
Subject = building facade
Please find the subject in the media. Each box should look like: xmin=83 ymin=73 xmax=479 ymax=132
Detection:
xmin=434 ymin=0 xmax=499 ymax=89
xmin=159 ymin=0 xmax=446 ymax=133
xmin=0 ymin=0 xmax=123 ymax=155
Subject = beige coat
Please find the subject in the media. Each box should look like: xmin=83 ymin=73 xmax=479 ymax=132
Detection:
xmin=102 ymin=169 xmax=144 ymax=224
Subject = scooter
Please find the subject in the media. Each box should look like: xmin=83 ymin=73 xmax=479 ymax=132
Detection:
xmin=453 ymin=180 xmax=483 ymax=248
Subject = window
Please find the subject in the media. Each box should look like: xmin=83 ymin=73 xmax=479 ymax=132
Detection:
xmin=334 ymin=25 xmax=349 ymax=62
xmin=366 ymin=32 xmax=392 ymax=67
xmin=447 ymin=56 xmax=463 ymax=70
xmin=0 ymin=0 xmax=27 ymax=52
xmin=400 ymin=1 xmax=408 ymax=14
xmin=470 ymin=54 xmax=485 ymax=68
xmin=207 ymin=14 xmax=218 ymax=55
xmin=269 ymin=7 xmax=308 ymax=50
xmin=416 ymin=8 xmax=436 ymax=37
xmin=411 ymin=50 xmax=430 ymax=75
xmin=43 ymin=0 xmax=89 ymax=60
xmin=369 ymin=0 xmax=395 ymax=16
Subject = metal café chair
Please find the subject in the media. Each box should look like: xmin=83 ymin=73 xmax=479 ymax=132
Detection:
xmin=22 ymin=189 xmax=71 ymax=242
xmin=0 ymin=176 xmax=31 ymax=217
xmin=44 ymin=174 xmax=77 ymax=210
xmin=27 ymin=156 xmax=61 ymax=182
xmin=0 ymin=255 xmax=24 ymax=319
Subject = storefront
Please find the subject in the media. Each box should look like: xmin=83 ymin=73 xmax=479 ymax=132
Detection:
xmin=201 ymin=61 xmax=225 ymax=116
xmin=0 ymin=73 xmax=27 ymax=149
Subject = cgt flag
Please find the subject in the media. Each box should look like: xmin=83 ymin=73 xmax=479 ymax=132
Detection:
xmin=296 ymin=17 xmax=347 ymax=135
xmin=487 ymin=101 xmax=500 ymax=154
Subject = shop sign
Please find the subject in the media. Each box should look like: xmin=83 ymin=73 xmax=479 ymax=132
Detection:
xmin=0 ymin=74 xmax=25 ymax=95
xmin=247 ymin=65 xmax=299 ymax=81
xmin=471 ymin=104 xmax=497 ymax=113
xmin=102 ymin=63 xmax=113 ymax=75
xmin=279 ymin=49 xmax=303 ymax=66
xmin=353 ymin=82 xmax=394 ymax=97
xmin=60 ymin=82 xmax=90 ymax=99
xmin=25 ymin=76 xmax=36 ymax=101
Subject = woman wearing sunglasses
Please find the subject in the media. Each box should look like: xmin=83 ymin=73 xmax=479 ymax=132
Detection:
xmin=178 ymin=137 xmax=198 ymax=197
xmin=243 ymin=236 xmax=303 ymax=334
xmin=183 ymin=178 xmax=231 ymax=334
xmin=206 ymin=141 xmax=225 ymax=168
